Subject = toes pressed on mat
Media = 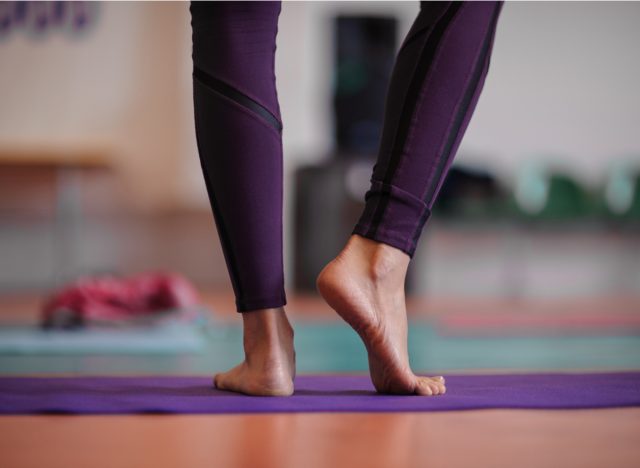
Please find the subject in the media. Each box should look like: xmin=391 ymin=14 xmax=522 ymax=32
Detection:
xmin=416 ymin=377 xmax=446 ymax=396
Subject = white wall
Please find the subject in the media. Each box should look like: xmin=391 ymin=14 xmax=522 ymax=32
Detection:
xmin=2 ymin=1 xmax=639 ymax=295
xmin=275 ymin=1 xmax=640 ymax=180
xmin=2 ymin=1 xmax=639 ymax=212
xmin=273 ymin=1 xmax=640 ymax=286
xmin=0 ymin=2 xmax=195 ymax=212
xmin=460 ymin=0 xmax=640 ymax=184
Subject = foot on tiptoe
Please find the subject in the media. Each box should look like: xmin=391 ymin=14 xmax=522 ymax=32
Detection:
xmin=317 ymin=235 xmax=445 ymax=396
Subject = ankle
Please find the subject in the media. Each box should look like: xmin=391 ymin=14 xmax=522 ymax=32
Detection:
xmin=347 ymin=235 xmax=409 ymax=281
xmin=242 ymin=307 xmax=285 ymax=330
xmin=241 ymin=308 xmax=292 ymax=352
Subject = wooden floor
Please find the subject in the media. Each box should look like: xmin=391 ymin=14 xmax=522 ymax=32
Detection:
xmin=1 ymin=292 xmax=639 ymax=467
xmin=3 ymin=290 xmax=640 ymax=321
xmin=1 ymin=409 xmax=639 ymax=468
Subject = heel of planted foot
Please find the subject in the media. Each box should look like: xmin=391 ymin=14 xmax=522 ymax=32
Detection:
xmin=213 ymin=308 xmax=296 ymax=397
xmin=213 ymin=364 xmax=294 ymax=397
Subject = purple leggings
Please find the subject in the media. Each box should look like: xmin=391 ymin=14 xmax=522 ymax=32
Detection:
xmin=190 ymin=1 xmax=503 ymax=312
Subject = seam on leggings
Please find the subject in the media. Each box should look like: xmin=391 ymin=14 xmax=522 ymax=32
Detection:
xmin=395 ymin=1 xmax=449 ymax=56
xmin=365 ymin=2 xmax=462 ymax=240
xmin=194 ymin=71 xmax=282 ymax=141
xmin=272 ymin=2 xmax=283 ymax=127
xmin=420 ymin=3 xmax=502 ymax=209
xmin=193 ymin=86 xmax=244 ymax=300
xmin=275 ymin=7 xmax=286 ymax=313
xmin=193 ymin=65 xmax=283 ymax=133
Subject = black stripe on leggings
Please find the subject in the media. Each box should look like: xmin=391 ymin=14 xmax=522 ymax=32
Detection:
xmin=193 ymin=89 xmax=245 ymax=300
xmin=365 ymin=2 xmax=462 ymax=239
xmin=204 ymin=171 xmax=245 ymax=301
xmin=421 ymin=3 xmax=502 ymax=208
xmin=193 ymin=65 xmax=283 ymax=133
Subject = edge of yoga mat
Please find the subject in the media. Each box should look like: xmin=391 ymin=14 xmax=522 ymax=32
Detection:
xmin=433 ymin=312 xmax=640 ymax=337
xmin=0 ymin=323 xmax=206 ymax=355
xmin=1 ymin=373 xmax=639 ymax=415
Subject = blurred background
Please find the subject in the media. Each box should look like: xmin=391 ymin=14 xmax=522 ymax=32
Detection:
xmin=0 ymin=1 xmax=639 ymax=375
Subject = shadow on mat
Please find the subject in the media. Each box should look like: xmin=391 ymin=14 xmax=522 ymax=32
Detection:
xmin=15 ymin=385 xmax=377 ymax=397
xmin=292 ymin=389 xmax=375 ymax=396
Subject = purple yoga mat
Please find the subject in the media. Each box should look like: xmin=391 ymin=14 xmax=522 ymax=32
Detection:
xmin=1 ymin=373 xmax=639 ymax=415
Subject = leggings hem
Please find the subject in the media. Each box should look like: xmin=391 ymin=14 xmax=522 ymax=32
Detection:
xmin=352 ymin=225 xmax=417 ymax=259
xmin=236 ymin=294 xmax=287 ymax=313
xmin=354 ymin=180 xmax=431 ymax=257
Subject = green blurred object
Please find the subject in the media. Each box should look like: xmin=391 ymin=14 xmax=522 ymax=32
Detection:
xmin=603 ymin=163 xmax=640 ymax=221
xmin=334 ymin=60 xmax=368 ymax=96
xmin=513 ymin=164 xmax=597 ymax=221
xmin=430 ymin=166 xmax=512 ymax=221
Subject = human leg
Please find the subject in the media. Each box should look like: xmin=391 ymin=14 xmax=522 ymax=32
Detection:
xmin=191 ymin=1 xmax=294 ymax=395
xmin=319 ymin=1 xmax=504 ymax=395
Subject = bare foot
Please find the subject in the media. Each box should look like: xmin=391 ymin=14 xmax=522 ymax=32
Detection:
xmin=317 ymin=235 xmax=445 ymax=396
xmin=213 ymin=308 xmax=295 ymax=396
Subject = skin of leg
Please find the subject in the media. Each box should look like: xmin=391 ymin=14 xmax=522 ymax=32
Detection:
xmin=319 ymin=1 xmax=503 ymax=395
xmin=191 ymin=2 xmax=294 ymax=396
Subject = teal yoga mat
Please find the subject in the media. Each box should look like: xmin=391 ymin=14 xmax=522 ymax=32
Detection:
xmin=0 ymin=322 xmax=206 ymax=354
xmin=0 ymin=321 xmax=639 ymax=376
